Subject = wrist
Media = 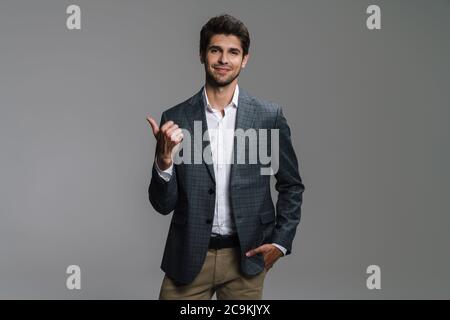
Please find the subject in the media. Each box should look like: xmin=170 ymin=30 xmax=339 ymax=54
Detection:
xmin=157 ymin=155 xmax=172 ymax=171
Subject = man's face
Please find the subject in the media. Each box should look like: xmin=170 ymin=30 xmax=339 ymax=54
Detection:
xmin=201 ymin=34 xmax=249 ymax=87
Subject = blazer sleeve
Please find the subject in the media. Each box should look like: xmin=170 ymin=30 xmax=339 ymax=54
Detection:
xmin=271 ymin=106 xmax=306 ymax=255
xmin=148 ymin=112 xmax=179 ymax=215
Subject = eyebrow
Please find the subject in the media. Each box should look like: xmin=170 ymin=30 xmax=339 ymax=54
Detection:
xmin=208 ymin=45 xmax=241 ymax=53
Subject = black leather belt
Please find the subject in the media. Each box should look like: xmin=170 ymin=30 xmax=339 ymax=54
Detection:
xmin=209 ymin=234 xmax=239 ymax=249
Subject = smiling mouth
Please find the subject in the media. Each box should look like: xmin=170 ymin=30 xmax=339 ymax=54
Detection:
xmin=214 ymin=67 xmax=231 ymax=72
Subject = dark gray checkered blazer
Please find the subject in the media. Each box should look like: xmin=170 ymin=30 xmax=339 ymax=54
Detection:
xmin=149 ymin=87 xmax=305 ymax=285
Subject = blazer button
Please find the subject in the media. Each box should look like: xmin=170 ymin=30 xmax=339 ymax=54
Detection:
xmin=208 ymin=188 xmax=215 ymax=195
xmin=206 ymin=218 xmax=212 ymax=224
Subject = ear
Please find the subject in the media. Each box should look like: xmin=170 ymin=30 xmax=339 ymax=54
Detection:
xmin=241 ymin=53 xmax=250 ymax=68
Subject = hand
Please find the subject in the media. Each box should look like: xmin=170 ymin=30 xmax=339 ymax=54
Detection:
xmin=147 ymin=116 xmax=184 ymax=170
xmin=245 ymin=244 xmax=283 ymax=272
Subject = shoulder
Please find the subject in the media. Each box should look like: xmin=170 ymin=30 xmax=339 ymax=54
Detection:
xmin=160 ymin=89 xmax=202 ymax=119
xmin=162 ymin=97 xmax=191 ymax=118
xmin=241 ymin=88 xmax=281 ymax=117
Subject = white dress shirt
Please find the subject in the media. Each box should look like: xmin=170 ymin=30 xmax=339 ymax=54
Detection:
xmin=154 ymin=84 xmax=286 ymax=255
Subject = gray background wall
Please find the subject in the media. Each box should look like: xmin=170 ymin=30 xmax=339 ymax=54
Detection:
xmin=0 ymin=0 xmax=449 ymax=299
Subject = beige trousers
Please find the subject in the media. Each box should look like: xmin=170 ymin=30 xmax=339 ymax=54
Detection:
xmin=159 ymin=247 xmax=267 ymax=300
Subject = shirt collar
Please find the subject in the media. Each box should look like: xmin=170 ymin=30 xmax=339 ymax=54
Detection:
xmin=203 ymin=84 xmax=239 ymax=113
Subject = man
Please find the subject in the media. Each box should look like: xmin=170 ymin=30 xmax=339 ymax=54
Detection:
xmin=147 ymin=14 xmax=305 ymax=300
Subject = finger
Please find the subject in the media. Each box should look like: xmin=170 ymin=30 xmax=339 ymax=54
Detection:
xmin=165 ymin=124 xmax=180 ymax=137
xmin=160 ymin=120 xmax=174 ymax=132
xmin=171 ymin=131 xmax=184 ymax=143
xmin=246 ymin=246 xmax=263 ymax=257
xmin=178 ymin=132 xmax=184 ymax=142
xmin=169 ymin=128 xmax=183 ymax=142
xmin=146 ymin=116 xmax=160 ymax=136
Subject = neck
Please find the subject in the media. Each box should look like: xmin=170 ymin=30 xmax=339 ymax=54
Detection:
xmin=204 ymin=80 xmax=237 ymax=111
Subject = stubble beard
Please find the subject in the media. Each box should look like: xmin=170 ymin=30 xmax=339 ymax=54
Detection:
xmin=205 ymin=65 xmax=241 ymax=88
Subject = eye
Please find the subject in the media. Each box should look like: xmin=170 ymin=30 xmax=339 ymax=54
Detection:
xmin=210 ymin=48 xmax=218 ymax=53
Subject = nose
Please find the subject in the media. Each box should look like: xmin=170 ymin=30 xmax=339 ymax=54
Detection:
xmin=218 ymin=52 xmax=229 ymax=64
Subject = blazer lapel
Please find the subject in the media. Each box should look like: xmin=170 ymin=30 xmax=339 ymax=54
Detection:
xmin=234 ymin=88 xmax=256 ymax=134
xmin=185 ymin=88 xmax=216 ymax=184
xmin=230 ymin=89 xmax=256 ymax=186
